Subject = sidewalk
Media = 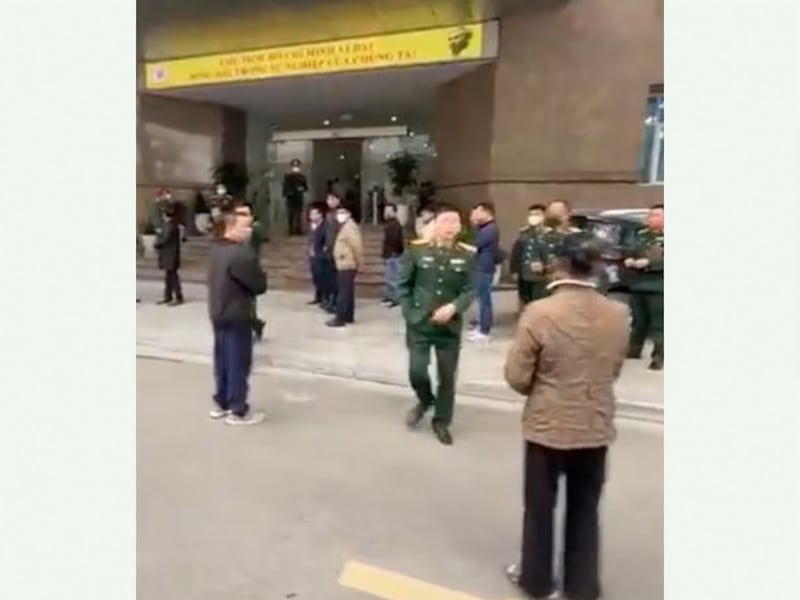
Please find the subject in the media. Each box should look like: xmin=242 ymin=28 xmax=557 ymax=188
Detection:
xmin=136 ymin=281 xmax=664 ymax=422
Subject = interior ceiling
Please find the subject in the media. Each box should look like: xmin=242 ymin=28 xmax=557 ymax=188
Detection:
xmin=155 ymin=61 xmax=487 ymax=130
xmin=137 ymin=0 xmax=533 ymax=60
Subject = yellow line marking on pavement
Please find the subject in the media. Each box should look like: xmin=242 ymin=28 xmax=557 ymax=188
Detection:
xmin=338 ymin=560 xmax=521 ymax=600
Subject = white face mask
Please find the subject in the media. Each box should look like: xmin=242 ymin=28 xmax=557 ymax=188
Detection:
xmin=216 ymin=187 xmax=226 ymax=196
xmin=528 ymin=215 xmax=543 ymax=227
xmin=335 ymin=213 xmax=348 ymax=224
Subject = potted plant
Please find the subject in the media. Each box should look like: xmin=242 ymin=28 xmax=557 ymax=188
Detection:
xmin=211 ymin=161 xmax=250 ymax=199
xmin=386 ymin=151 xmax=419 ymax=226
xmin=140 ymin=221 xmax=157 ymax=259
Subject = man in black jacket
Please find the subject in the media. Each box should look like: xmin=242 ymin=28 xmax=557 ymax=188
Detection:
xmin=155 ymin=206 xmax=183 ymax=306
xmin=283 ymin=158 xmax=308 ymax=235
xmin=307 ymin=203 xmax=328 ymax=305
xmin=320 ymin=192 xmax=342 ymax=313
xmin=381 ymin=202 xmax=405 ymax=307
xmin=207 ymin=200 xmax=268 ymax=426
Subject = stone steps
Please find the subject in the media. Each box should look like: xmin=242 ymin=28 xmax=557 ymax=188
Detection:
xmin=139 ymin=230 xmax=389 ymax=297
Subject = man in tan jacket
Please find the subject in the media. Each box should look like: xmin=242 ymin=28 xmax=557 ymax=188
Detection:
xmin=503 ymin=232 xmax=629 ymax=600
xmin=327 ymin=205 xmax=364 ymax=327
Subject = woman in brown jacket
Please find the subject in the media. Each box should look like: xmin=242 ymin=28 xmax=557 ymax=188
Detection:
xmin=503 ymin=232 xmax=629 ymax=600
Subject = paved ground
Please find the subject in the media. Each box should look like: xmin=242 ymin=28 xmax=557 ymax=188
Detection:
xmin=136 ymin=281 xmax=663 ymax=421
xmin=137 ymin=358 xmax=663 ymax=600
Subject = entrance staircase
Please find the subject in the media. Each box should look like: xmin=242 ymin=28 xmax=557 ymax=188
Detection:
xmin=136 ymin=225 xmax=387 ymax=298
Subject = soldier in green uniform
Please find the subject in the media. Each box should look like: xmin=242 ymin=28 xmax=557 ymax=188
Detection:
xmin=146 ymin=188 xmax=172 ymax=233
xmin=509 ymin=204 xmax=549 ymax=306
xmin=398 ymin=204 xmax=475 ymax=446
xmin=540 ymin=199 xmax=581 ymax=287
xmin=283 ymin=158 xmax=308 ymax=236
xmin=623 ymin=204 xmax=664 ymax=370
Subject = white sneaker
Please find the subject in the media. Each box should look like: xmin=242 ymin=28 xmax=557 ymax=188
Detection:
xmin=224 ymin=411 xmax=266 ymax=426
xmin=209 ymin=408 xmax=231 ymax=419
xmin=505 ymin=562 xmax=521 ymax=584
xmin=470 ymin=332 xmax=491 ymax=344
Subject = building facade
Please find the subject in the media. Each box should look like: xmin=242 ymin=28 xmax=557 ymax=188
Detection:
xmin=137 ymin=0 xmax=663 ymax=239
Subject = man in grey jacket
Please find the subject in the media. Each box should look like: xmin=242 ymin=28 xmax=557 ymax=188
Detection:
xmin=207 ymin=200 xmax=268 ymax=425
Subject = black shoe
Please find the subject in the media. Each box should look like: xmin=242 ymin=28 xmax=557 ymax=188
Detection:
xmin=432 ymin=420 xmax=453 ymax=446
xmin=386 ymin=301 xmax=399 ymax=308
xmin=156 ymin=299 xmax=171 ymax=305
xmin=307 ymin=299 xmax=321 ymax=305
xmin=326 ymin=318 xmax=346 ymax=328
xmin=168 ymin=299 xmax=184 ymax=307
xmin=405 ymin=404 xmax=427 ymax=428
xmin=649 ymin=355 xmax=663 ymax=371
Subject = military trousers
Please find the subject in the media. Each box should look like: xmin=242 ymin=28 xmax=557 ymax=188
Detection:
xmin=517 ymin=279 xmax=549 ymax=305
xmin=628 ymin=291 xmax=664 ymax=356
xmin=406 ymin=327 xmax=461 ymax=426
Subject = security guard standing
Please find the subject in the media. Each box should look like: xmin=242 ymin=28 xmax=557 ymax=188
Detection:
xmin=540 ymin=199 xmax=581 ymax=286
xmin=509 ymin=204 xmax=549 ymax=306
xmin=398 ymin=204 xmax=475 ymax=446
xmin=283 ymin=158 xmax=308 ymax=236
xmin=623 ymin=204 xmax=664 ymax=370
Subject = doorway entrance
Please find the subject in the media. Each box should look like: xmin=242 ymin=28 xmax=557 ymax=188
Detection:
xmin=311 ymin=138 xmax=363 ymax=221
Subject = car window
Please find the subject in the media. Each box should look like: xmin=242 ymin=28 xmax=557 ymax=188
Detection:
xmin=588 ymin=221 xmax=621 ymax=244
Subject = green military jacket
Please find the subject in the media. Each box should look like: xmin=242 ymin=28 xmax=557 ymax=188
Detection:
xmin=398 ymin=239 xmax=476 ymax=338
xmin=146 ymin=198 xmax=163 ymax=232
xmin=510 ymin=226 xmax=548 ymax=282
xmin=541 ymin=226 xmax=581 ymax=276
xmin=623 ymin=227 xmax=664 ymax=292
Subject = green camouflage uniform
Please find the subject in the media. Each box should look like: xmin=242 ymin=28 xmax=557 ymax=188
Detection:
xmin=397 ymin=239 xmax=475 ymax=426
xmin=541 ymin=225 xmax=582 ymax=290
xmin=623 ymin=227 xmax=664 ymax=362
xmin=510 ymin=225 xmax=549 ymax=304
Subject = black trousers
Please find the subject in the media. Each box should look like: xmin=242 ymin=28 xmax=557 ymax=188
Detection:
xmin=335 ymin=269 xmax=356 ymax=323
xmin=163 ymin=268 xmax=183 ymax=302
xmin=212 ymin=322 xmax=253 ymax=417
xmin=310 ymin=257 xmax=326 ymax=302
xmin=520 ymin=441 xmax=607 ymax=600
xmin=287 ymin=203 xmax=303 ymax=235
xmin=517 ymin=279 xmax=549 ymax=305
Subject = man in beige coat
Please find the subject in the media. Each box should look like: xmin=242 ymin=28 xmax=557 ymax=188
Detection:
xmin=503 ymin=232 xmax=629 ymax=600
xmin=327 ymin=205 xmax=364 ymax=327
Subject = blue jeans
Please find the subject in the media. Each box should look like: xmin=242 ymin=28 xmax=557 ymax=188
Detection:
xmin=383 ymin=256 xmax=401 ymax=302
xmin=474 ymin=271 xmax=494 ymax=335
xmin=212 ymin=322 xmax=253 ymax=417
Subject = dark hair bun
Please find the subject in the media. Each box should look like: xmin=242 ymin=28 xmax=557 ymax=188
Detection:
xmin=560 ymin=232 xmax=602 ymax=276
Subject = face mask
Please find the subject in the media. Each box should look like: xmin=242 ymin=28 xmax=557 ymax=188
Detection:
xmin=216 ymin=188 xmax=225 ymax=196
xmin=527 ymin=215 xmax=543 ymax=227
xmin=291 ymin=167 xmax=300 ymax=173
xmin=336 ymin=214 xmax=348 ymax=224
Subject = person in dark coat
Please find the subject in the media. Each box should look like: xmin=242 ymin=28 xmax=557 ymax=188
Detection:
xmin=155 ymin=205 xmax=183 ymax=306
xmin=321 ymin=192 xmax=342 ymax=313
xmin=307 ymin=203 xmax=328 ymax=305
xmin=283 ymin=159 xmax=308 ymax=236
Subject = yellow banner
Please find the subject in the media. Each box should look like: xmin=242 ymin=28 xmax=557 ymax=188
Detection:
xmin=145 ymin=23 xmax=485 ymax=90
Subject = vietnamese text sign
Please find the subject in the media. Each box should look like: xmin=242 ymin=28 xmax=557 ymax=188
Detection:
xmin=145 ymin=23 xmax=485 ymax=90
